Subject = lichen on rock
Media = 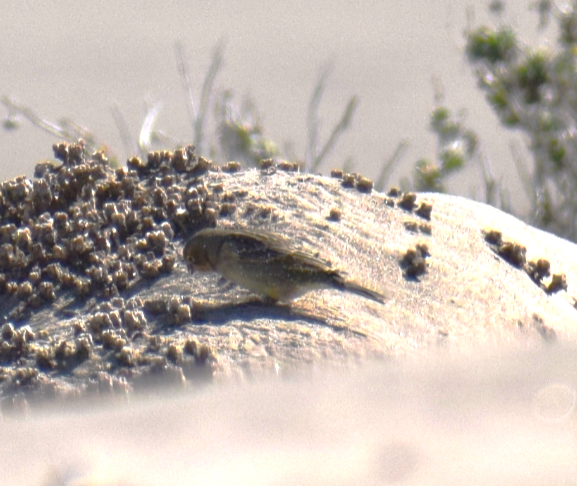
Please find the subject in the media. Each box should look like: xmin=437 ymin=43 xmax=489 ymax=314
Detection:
xmin=0 ymin=141 xmax=223 ymax=404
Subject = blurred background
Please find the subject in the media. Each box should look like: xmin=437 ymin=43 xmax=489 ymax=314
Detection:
xmin=2 ymin=349 xmax=577 ymax=485
xmin=0 ymin=0 xmax=553 ymax=211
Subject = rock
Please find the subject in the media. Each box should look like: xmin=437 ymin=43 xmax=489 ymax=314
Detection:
xmin=0 ymin=141 xmax=576 ymax=405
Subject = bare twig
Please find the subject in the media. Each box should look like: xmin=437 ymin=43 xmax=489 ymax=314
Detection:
xmin=1 ymin=96 xmax=64 ymax=139
xmin=174 ymin=42 xmax=197 ymax=137
xmin=477 ymin=152 xmax=498 ymax=206
xmin=375 ymin=140 xmax=408 ymax=191
xmin=306 ymin=67 xmax=331 ymax=171
xmin=111 ymin=104 xmax=136 ymax=158
xmin=196 ymin=41 xmax=225 ymax=154
xmin=138 ymin=103 xmax=162 ymax=155
xmin=311 ymin=95 xmax=358 ymax=172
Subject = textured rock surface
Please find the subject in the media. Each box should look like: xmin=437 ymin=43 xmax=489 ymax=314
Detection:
xmin=0 ymin=141 xmax=576 ymax=407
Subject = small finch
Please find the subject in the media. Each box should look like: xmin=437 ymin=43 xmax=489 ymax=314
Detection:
xmin=183 ymin=227 xmax=385 ymax=304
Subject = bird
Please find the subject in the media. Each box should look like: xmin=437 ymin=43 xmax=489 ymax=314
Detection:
xmin=183 ymin=227 xmax=385 ymax=304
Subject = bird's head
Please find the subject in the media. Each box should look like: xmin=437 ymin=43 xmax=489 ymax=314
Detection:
xmin=183 ymin=230 xmax=219 ymax=273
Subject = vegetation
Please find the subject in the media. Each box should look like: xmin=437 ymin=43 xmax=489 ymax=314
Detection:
xmin=462 ymin=0 xmax=577 ymax=241
xmin=3 ymin=0 xmax=577 ymax=241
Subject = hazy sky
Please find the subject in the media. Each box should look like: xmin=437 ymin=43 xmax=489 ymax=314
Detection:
xmin=0 ymin=0 xmax=556 ymax=209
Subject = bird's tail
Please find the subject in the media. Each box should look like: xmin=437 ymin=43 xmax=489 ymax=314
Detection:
xmin=332 ymin=274 xmax=385 ymax=304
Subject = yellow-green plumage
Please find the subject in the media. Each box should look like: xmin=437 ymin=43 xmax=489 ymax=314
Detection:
xmin=183 ymin=228 xmax=384 ymax=303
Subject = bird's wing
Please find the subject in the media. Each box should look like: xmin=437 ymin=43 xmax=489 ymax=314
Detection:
xmin=223 ymin=229 xmax=334 ymax=270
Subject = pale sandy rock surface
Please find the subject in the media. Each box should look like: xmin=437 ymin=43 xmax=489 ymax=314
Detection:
xmin=0 ymin=142 xmax=576 ymax=406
